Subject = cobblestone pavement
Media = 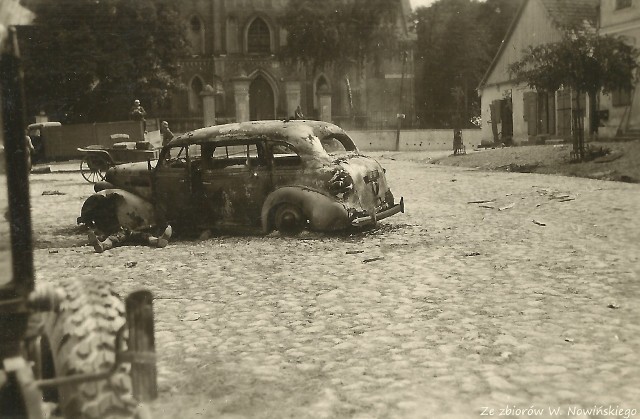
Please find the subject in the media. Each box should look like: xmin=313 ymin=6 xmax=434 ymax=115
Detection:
xmin=27 ymin=156 xmax=640 ymax=418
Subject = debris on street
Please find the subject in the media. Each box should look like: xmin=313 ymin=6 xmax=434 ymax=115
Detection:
xmin=467 ymin=199 xmax=495 ymax=204
xmin=499 ymin=203 xmax=515 ymax=211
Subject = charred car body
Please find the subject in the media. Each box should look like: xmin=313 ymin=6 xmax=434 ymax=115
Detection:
xmin=78 ymin=120 xmax=404 ymax=235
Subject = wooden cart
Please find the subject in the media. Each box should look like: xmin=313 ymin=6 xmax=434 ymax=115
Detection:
xmin=77 ymin=142 xmax=159 ymax=183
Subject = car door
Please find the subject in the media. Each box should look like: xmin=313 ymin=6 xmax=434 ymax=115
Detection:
xmin=199 ymin=140 xmax=271 ymax=226
xmin=153 ymin=145 xmax=193 ymax=226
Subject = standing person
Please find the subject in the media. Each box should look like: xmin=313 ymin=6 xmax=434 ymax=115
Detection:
xmin=160 ymin=120 xmax=174 ymax=147
xmin=130 ymin=99 xmax=147 ymax=133
xmin=453 ymin=128 xmax=463 ymax=155
xmin=25 ymin=131 xmax=34 ymax=172
xmin=294 ymin=105 xmax=304 ymax=119
xmin=87 ymin=224 xmax=172 ymax=253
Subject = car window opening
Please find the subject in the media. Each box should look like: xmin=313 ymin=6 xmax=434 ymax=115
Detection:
xmin=199 ymin=142 xmax=266 ymax=170
xmin=321 ymin=134 xmax=357 ymax=156
xmin=272 ymin=142 xmax=301 ymax=167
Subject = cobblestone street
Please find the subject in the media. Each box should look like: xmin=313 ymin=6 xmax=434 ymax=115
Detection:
xmin=28 ymin=156 xmax=640 ymax=418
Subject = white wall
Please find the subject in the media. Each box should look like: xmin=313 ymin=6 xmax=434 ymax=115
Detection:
xmin=599 ymin=1 xmax=640 ymax=137
xmin=349 ymin=129 xmax=482 ymax=151
xmin=479 ymin=84 xmax=530 ymax=145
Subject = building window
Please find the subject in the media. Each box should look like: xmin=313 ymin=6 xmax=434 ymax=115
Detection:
xmin=247 ymin=18 xmax=271 ymax=54
xmin=616 ymin=0 xmax=632 ymax=9
xmin=187 ymin=16 xmax=205 ymax=55
xmin=612 ymin=87 xmax=632 ymax=107
xmin=190 ymin=16 xmax=201 ymax=32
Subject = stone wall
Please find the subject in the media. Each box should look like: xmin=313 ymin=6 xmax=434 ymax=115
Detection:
xmin=348 ymin=129 xmax=482 ymax=151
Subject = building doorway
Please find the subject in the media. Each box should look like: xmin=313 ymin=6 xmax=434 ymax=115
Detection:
xmin=490 ymin=98 xmax=513 ymax=145
xmin=189 ymin=76 xmax=204 ymax=114
xmin=249 ymin=75 xmax=275 ymax=120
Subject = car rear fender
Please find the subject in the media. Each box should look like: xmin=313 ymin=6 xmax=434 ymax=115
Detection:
xmin=79 ymin=189 xmax=156 ymax=233
xmin=261 ymin=186 xmax=350 ymax=233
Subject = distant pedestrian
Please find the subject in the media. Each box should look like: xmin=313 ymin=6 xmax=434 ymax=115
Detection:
xmin=88 ymin=224 xmax=172 ymax=253
xmin=130 ymin=99 xmax=147 ymax=133
xmin=160 ymin=120 xmax=174 ymax=147
xmin=25 ymin=132 xmax=34 ymax=172
xmin=294 ymin=105 xmax=304 ymax=120
xmin=453 ymin=128 xmax=464 ymax=155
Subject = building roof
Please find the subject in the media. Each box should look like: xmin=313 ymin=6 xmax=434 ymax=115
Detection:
xmin=540 ymin=0 xmax=599 ymax=29
xmin=478 ymin=0 xmax=599 ymax=90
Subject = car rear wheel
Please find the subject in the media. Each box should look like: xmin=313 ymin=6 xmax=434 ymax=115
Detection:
xmin=274 ymin=204 xmax=306 ymax=236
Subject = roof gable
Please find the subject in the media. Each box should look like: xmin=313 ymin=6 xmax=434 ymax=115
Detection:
xmin=478 ymin=0 xmax=599 ymax=89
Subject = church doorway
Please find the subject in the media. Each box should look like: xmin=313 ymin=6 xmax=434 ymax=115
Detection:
xmin=249 ymin=75 xmax=275 ymax=120
xmin=189 ymin=76 xmax=204 ymax=114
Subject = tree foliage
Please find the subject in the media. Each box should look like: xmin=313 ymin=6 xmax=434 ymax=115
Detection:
xmin=21 ymin=0 xmax=187 ymax=123
xmin=279 ymin=0 xmax=402 ymax=71
xmin=508 ymin=30 xmax=639 ymax=96
xmin=509 ymin=29 xmax=639 ymax=159
xmin=414 ymin=0 xmax=523 ymax=128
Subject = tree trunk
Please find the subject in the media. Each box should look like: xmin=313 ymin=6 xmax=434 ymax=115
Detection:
xmin=573 ymin=88 xmax=585 ymax=161
xmin=588 ymin=89 xmax=598 ymax=139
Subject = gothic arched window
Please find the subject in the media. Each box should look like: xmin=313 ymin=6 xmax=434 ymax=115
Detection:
xmin=187 ymin=15 xmax=205 ymax=55
xmin=247 ymin=18 xmax=271 ymax=54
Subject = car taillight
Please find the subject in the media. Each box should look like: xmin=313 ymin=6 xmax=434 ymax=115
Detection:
xmin=329 ymin=168 xmax=353 ymax=196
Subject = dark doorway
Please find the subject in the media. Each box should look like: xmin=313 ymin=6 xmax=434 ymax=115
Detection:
xmin=190 ymin=77 xmax=204 ymax=114
xmin=249 ymin=76 xmax=275 ymax=120
xmin=490 ymin=98 xmax=513 ymax=144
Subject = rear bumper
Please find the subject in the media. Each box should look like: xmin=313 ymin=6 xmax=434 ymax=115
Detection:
xmin=351 ymin=197 xmax=404 ymax=227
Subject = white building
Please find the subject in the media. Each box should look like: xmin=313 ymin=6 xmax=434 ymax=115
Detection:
xmin=598 ymin=0 xmax=640 ymax=138
xmin=477 ymin=0 xmax=599 ymax=145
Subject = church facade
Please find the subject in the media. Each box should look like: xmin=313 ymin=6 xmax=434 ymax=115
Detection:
xmin=162 ymin=0 xmax=415 ymax=132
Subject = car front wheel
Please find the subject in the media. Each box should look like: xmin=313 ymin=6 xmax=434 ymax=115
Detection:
xmin=274 ymin=204 xmax=306 ymax=236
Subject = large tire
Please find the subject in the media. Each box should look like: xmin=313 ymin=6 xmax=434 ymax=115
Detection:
xmin=31 ymin=279 xmax=139 ymax=418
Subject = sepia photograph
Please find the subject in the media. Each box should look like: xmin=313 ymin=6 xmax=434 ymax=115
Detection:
xmin=1 ymin=0 xmax=639 ymax=418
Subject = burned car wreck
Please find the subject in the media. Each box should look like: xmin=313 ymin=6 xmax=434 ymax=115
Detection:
xmin=78 ymin=120 xmax=404 ymax=235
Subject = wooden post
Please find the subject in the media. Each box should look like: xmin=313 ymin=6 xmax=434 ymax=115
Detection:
xmin=395 ymin=50 xmax=408 ymax=151
xmin=125 ymin=290 xmax=157 ymax=402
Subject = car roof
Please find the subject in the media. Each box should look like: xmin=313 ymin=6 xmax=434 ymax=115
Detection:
xmin=28 ymin=122 xmax=62 ymax=129
xmin=168 ymin=120 xmax=349 ymax=149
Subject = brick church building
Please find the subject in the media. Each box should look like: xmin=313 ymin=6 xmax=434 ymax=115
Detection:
xmin=164 ymin=0 xmax=416 ymax=132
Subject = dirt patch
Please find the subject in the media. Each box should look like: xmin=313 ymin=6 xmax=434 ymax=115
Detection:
xmin=431 ymin=141 xmax=640 ymax=183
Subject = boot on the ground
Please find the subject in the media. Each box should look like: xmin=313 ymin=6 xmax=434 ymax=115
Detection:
xmin=148 ymin=225 xmax=172 ymax=248
xmin=88 ymin=231 xmax=114 ymax=253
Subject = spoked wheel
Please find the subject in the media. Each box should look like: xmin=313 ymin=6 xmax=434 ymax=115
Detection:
xmin=274 ymin=204 xmax=306 ymax=236
xmin=80 ymin=155 xmax=111 ymax=183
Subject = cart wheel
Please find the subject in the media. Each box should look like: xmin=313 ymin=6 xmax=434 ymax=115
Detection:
xmin=80 ymin=156 xmax=110 ymax=183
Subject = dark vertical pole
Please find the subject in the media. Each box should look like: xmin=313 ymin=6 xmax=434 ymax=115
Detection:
xmin=125 ymin=290 xmax=158 ymax=402
xmin=0 ymin=27 xmax=34 ymax=297
xmin=0 ymin=28 xmax=39 ymax=418
xmin=395 ymin=50 xmax=408 ymax=151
